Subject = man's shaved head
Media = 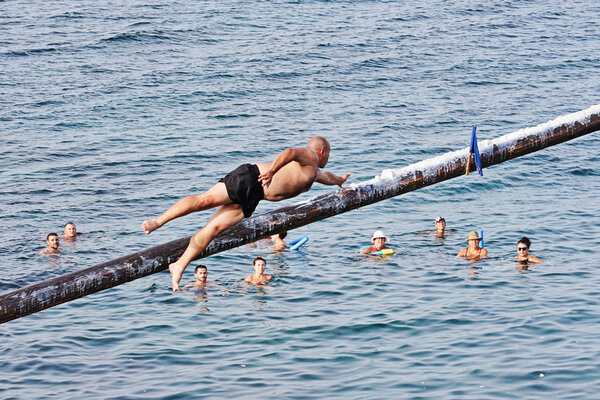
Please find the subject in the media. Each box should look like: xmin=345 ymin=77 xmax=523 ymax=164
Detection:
xmin=308 ymin=136 xmax=330 ymax=152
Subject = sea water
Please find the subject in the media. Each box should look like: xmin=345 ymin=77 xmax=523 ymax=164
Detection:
xmin=1 ymin=0 xmax=600 ymax=398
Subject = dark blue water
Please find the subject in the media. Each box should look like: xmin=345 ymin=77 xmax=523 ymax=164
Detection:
xmin=1 ymin=0 xmax=600 ymax=398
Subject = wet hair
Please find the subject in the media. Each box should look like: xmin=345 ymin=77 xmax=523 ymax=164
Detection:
xmin=278 ymin=231 xmax=288 ymax=240
xmin=195 ymin=265 xmax=207 ymax=273
xmin=253 ymin=256 xmax=266 ymax=266
xmin=64 ymin=222 xmax=75 ymax=228
xmin=517 ymin=236 xmax=531 ymax=249
xmin=46 ymin=232 xmax=58 ymax=240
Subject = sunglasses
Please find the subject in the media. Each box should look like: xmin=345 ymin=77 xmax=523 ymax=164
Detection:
xmin=517 ymin=247 xmax=528 ymax=251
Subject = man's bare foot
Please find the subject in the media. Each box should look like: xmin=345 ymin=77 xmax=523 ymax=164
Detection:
xmin=142 ymin=219 xmax=161 ymax=235
xmin=169 ymin=262 xmax=186 ymax=291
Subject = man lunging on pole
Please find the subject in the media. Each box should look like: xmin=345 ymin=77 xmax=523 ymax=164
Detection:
xmin=142 ymin=136 xmax=350 ymax=291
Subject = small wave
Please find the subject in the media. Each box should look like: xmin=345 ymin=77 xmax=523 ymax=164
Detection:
xmin=50 ymin=11 xmax=86 ymax=19
xmin=100 ymin=31 xmax=178 ymax=44
xmin=128 ymin=21 xmax=153 ymax=28
xmin=569 ymin=168 xmax=597 ymax=176
xmin=2 ymin=46 xmax=59 ymax=57
xmin=354 ymin=57 xmax=394 ymax=69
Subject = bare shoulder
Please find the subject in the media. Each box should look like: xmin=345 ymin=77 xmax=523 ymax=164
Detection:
xmin=290 ymin=146 xmax=319 ymax=166
xmin=360 ymin=246 xmax=373 ymax=255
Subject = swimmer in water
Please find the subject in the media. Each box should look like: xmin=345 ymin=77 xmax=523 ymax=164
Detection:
xmin=62 ymin=222 xmax=78 ymax=238
xmin=184 ymin=265 xmax=211 ymax=289
xmin=360 ymin=230 xmax=392 ymax=255
xmin=270 ymin=231 xmax=287 ymax=252
xmin=60 ymin=222 xmax=83 ymax=243
xmin=418 ymin=216 xmax=454 ymax=237
xmin=434 ymin=216 xmax=446 ymax=235
xmin=244 ymin=256 xmax=272 ymax=285
xmin=515 ymin=236 xmax=543 ymax=263
xmin=457 ymin=231 xmax=487 ymax=261
xmin=246 ymin=231 xmax=287 ymax=252
xmin=40 ymin=233 xmax=60 ymax=255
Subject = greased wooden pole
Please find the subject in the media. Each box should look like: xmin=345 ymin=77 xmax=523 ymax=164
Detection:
xmin=1 ymin=105 xmax=599 ymax=324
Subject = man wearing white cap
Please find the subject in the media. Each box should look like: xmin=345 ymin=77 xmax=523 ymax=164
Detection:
xmin=360 ymin=230 xmax=392 ymax=255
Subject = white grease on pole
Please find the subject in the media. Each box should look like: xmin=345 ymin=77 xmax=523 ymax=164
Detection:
xmin=362 ymin=104 xmax=600 ymax=186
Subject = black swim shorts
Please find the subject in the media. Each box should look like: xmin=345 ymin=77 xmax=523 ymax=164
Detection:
xmin=219 ymin=164 xmax=265 ymax=218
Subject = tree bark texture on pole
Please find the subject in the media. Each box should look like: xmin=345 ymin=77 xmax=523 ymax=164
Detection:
xmin=1 ymin=105 xmax=599 ymax=324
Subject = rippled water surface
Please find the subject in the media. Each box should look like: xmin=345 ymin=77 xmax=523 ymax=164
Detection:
xmin=1 ymin=0 xmax=600 ymax=398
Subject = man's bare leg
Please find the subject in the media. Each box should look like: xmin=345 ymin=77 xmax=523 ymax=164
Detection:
xmin=169 ymin=204 xmax=245 ymax=291
xmin=142 ymin=183 xmax=231 ymax=234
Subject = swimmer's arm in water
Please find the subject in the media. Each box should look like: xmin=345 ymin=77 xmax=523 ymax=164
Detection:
xmin=315 ymin=170 xmax=351 ymax=187
xmin=528 ymin=255 xmax=543 ymax=263
xmin=271 ymin=243 xmax=286 ymax=252
xmin=457 ymin=248 xmax=467 ymax=257
xmin=360 ymin=245 xmax=374 ymax=255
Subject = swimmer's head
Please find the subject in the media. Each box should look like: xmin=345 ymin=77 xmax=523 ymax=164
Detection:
xmin=435 ymin=217 xmax=446 ymax=230
xmin=371 ymin=230 xmax=389 ymax=243
xmin=465 ymin=231 xmax=482 ymax=244
xmin=253 ymin=256 xmax=266 ymax=273
xmin=194 ymin=265 xmax=208 ymax=282
xmin=195 ymin=265 xmax=207 ymax=274
xmin=46 ymin=233 xmax=59 ymax=249
xmin=517 ymin=237 xmax=531 ymax=254
xmin=517 ymin=236 xmax=531 ymax=248
xmin=64 ymin=222 xmax=77 ymax=237
xmin=371 ymin=230 xmax=389 ymax=250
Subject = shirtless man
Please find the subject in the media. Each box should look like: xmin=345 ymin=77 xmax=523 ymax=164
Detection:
xmin=61 ymin=222 xmax=80 ymax=242
xmin=184 ymin=265 xmax=210 ymax=289
xmin=418 ymin=217 xmax=453 ymax=237
xmin=434 ymin=217 xmax=446 ymax=236
xmin=40 ymin=233 xmax=60 ymax=255
xmin=142 ymin=136 xmax=350 ymax=291
xmin=244 ymin=257 xmax=271 ymax=285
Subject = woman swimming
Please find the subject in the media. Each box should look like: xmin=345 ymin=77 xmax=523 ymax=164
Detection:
xmin=457 ymin=231 xmax=488 ymax=261
xmin=515 ymin=236 xmax=543 ymax=263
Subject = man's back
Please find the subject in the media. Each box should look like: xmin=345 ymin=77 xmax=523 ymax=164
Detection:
xmin=257 ymin=147 xmax=320 ymax=201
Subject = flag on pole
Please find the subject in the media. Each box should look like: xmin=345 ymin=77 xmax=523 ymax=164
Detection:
xmin=466 ymin=125 xmax=483 ymax=176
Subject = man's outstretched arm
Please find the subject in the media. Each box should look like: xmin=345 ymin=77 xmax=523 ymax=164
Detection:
xmin=315 ymin=171 xmax=351 ymax=187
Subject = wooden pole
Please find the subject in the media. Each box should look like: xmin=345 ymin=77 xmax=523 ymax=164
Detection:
xmin=1 ymin=105 xmax=599 ymax=324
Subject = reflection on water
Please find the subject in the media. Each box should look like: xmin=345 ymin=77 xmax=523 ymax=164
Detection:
xmin=193 ymin=291 xmax=210 ymax=314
